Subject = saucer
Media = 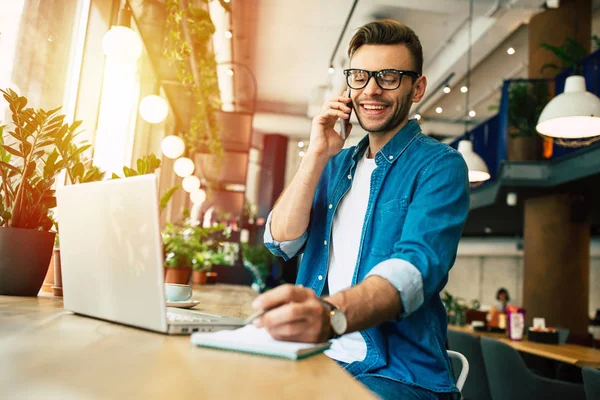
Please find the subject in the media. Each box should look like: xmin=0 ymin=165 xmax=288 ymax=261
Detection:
xmin=166 ymin=300 xmax=201 ymax=309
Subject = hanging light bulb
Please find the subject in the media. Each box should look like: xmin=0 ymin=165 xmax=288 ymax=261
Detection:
xmin=298 ymin=141 xmax=305 ymax=148
xmin=182 ymin=176 xmax=201 ymax=193
xmin=190 ymin=188 xmax=207 ymax=204
xmin=415 ymin=113 xmax=422 ymax=120
xmin=435 ymin=107 xmax=443 ymax=114
xmin=460 ymin=86 xmax=468 ymax=93
xmin=536 ymin=75 xmax=600 ymax=139
xmin=139 ymin=94 xmax=168 ymax=124
xmin=174 ymin=157 xmax=195 ymax=178
xmin=443 ymin=85 xmax=451 ymax=94
xmin=102 ymin=7 xmax=143 ymax=63
xmin=328 ymin=66 xmax=335 ymax=74
xmin=458 ymin=140 xmax=490 ymax=183
xmin=224 ymin=30 xmax=233 ymax=39
xmin=160 ymin=135 xmax=185 ymax=159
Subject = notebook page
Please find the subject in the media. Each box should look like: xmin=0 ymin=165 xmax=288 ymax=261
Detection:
xmin=191 ymin=325 xmax=330 ymax=359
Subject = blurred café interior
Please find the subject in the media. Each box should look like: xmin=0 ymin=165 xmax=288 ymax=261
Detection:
xmin=1 ymin=0 xmax=600 ymax=398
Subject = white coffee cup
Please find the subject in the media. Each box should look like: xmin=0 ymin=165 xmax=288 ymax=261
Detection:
xmin=164 ymin=283 xmax=192 ymax=302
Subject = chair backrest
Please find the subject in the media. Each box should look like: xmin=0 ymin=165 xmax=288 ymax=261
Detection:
xmin=583 ymin=367 xmax=600 ymax=400
xmin=480 ymin=337 xmax=586 ymax=400
xmin=447 ymin=330 xmax=492 ymax=400
xmin=447 ymin=350 xmax=469 ymax=392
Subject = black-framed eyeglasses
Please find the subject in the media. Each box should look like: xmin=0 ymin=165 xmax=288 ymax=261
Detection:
xmin=343 ymin=69 xmax=421 ymax=90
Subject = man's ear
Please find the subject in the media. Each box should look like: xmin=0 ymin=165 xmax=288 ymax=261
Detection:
xmin=412 ymin=76 xmax=427 ymax=103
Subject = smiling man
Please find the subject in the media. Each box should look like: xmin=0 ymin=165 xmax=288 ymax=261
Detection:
xmin=258 ymin=20 xmax=469 ymax=399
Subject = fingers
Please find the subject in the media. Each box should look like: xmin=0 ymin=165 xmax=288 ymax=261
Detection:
xmin=322 ymin=100 xmax=352 ymax=114
xmin=266 ymin=319 xmax=313 ymax=342
xmin=252 ymin=284 xmax=315 ymax=311
xmin=259 ymin=299 xmax=326 ymax=343
xmin=258 ymin=299 xmax=320 ymax=328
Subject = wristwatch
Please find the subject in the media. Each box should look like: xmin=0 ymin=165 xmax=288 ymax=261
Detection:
xmin=320 ymin=299 xmax=348 ymax=339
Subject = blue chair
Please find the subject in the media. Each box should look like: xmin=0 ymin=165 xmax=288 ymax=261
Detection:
xmin=447 ymin=329 xmax=492 ymax=400
xmin=480 ymin=337 xmax=586 ymax=400
xmin=582 ymin=367 xmax=600 ymax=400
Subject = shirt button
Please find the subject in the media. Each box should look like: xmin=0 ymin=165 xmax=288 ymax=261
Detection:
xmin=324 ymin=240 xmax=328 ymax=245
xmin=318 ymin=275 xmax=323 ymax=281
xmin=347 ymin=174 xmax=352 ymax=179
xmin=389 ymin=155 xmax=393 ymax=160
xmin=328 ymin=204 xmax=333 ymax=209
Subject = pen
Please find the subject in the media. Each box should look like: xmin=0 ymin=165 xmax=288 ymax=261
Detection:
xmin=243 ymin=308 xmax=270 ymax=325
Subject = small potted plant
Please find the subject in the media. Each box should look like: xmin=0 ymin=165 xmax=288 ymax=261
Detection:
xmin=0 ymin=89 xmax=90 ymax=296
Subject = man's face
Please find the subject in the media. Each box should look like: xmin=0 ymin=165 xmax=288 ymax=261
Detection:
xmin=349 ymin=44 xmax=424 ymax=135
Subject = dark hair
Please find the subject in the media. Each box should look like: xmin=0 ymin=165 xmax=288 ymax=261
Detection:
xmin=496 ymin=288 xmax=510 ymax=302
xmin=347 ymin=19 xmax=424 ymax=75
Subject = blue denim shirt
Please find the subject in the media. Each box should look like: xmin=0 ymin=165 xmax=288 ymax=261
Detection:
xmin=264 ymin=119 xmax=470 ymax=393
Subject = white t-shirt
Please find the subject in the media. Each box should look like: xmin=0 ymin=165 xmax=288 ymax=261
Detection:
xmin=324 ymin=151 xmax=377 ymax=363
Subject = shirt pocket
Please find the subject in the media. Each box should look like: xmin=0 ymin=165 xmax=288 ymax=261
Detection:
xmin=371 ymin=197 xmax=409 ymax=256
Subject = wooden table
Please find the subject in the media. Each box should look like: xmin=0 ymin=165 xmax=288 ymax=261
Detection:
xmin=449 ymin=324 xmax=600 ymax=368
xmin=0 ymin=285 xmax=375 ymax=399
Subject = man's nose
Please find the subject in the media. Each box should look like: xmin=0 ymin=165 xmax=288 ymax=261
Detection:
xmin=362 ymin=75 xmax=383 ymax=96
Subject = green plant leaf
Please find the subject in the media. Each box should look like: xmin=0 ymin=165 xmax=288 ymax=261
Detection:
xmin=24 ymin=160 xmax=37 ymax=178
xmin=160 ymin=185 xmax=179 ymax=213
xmin=71 ymin=162 xmax=84 ymax=182
xmin=0 ymin=160 xmax=20 ymax=174
xmin=2 ymin=145 xmax=23 ymax=158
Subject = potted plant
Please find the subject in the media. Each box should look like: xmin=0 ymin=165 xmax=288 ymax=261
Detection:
xmin=190 ymin=223 xmax=230 ymax=285
xmin=0 ymin=89 xmax=88 ymax=295
xmin=242 ymin=243 xmax=277 ymax=291
xmin=506 ymin=81 xmax=551 ymax=161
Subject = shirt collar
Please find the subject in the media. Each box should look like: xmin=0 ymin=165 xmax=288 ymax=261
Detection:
xmin=352 ymin=119 xmax=421 ymax=164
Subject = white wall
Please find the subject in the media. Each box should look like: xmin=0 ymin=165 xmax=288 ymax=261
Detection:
xmin=446 ymin=239 xmax=600 ymax=320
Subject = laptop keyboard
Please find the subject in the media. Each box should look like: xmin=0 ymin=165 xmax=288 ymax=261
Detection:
xmin=167 ymin=312 xmax=213 ymax=323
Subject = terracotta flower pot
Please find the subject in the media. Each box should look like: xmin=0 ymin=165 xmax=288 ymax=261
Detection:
xmin=52 ymin=249 xmax=63 ymax=297
xmin=192 ymin=270 xmax=208 ymax=285
xmin=42 ymin=250 xmax=56 ymax=293
xmin=164 ymin=267 xmax=191 ymax=284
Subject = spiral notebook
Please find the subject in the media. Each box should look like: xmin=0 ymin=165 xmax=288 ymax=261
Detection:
xmin=190 ymin=325 xmax=331 ymax=360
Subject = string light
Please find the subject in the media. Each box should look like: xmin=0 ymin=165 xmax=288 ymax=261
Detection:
xmin=160 ymin=135 xmax=185 ymax=159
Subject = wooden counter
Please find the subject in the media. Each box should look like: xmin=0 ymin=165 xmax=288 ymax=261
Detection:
xmin=0 ymin=285 xmax=375 ymax=399
xmin=448 ymin=324 xmax=600 ymax=368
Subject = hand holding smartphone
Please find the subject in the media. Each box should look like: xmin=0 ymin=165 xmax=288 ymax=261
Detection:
xmin=340 ymin=88 xmax=352 ymax=140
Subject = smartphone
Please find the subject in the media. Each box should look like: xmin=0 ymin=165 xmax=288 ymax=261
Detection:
xmin=340 ymin=88 xmax=352 ymax=140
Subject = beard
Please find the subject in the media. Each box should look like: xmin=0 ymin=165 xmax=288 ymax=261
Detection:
xmin=355 ymin=89 xmax=413 ymax=134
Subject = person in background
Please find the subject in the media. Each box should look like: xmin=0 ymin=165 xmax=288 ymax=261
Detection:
xmin=496 ymin=288 xmax=510 ymax=312
xmin=255 ymin=19 xmax=469 ymax=400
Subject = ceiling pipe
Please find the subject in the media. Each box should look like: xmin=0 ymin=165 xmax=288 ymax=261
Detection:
xmin=329 ymin=0 xmax=359 ymax=69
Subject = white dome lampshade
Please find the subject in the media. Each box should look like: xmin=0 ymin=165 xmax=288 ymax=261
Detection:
xmin=536 ymin=75 xmax=600 ymax=139
xmin=139 ymin=95 xmax=168 ymax=124
xmin=173 ymin=157 xmax=195 ymax=178
xmin=160 ymin=135 xmax=185 ymax=159
xmin=457 ymin=140 xmax=491 ymax=183
xmin=182 ymin=175 xmax=201 ymax=193
xmin=102 ymin=26 xmax=143 ymax=63
xmin=190 ymin=188 xmax=207 ymax=204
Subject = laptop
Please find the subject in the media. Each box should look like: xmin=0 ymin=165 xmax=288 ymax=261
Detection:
xmin=56 ymin=174 xmax=245 ymax=335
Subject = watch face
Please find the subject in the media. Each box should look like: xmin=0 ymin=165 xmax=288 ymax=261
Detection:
xmin=331 ymin=310 xmax=348 ymax=335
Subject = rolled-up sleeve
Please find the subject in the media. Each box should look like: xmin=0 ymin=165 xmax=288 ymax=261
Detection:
xmin=366 ymin=258 xmax=424 ymax=317
xmin=367 ymin=150 xmax=470 ymax=317
xmin=263 ymin=211 xmax=308 ymax=261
